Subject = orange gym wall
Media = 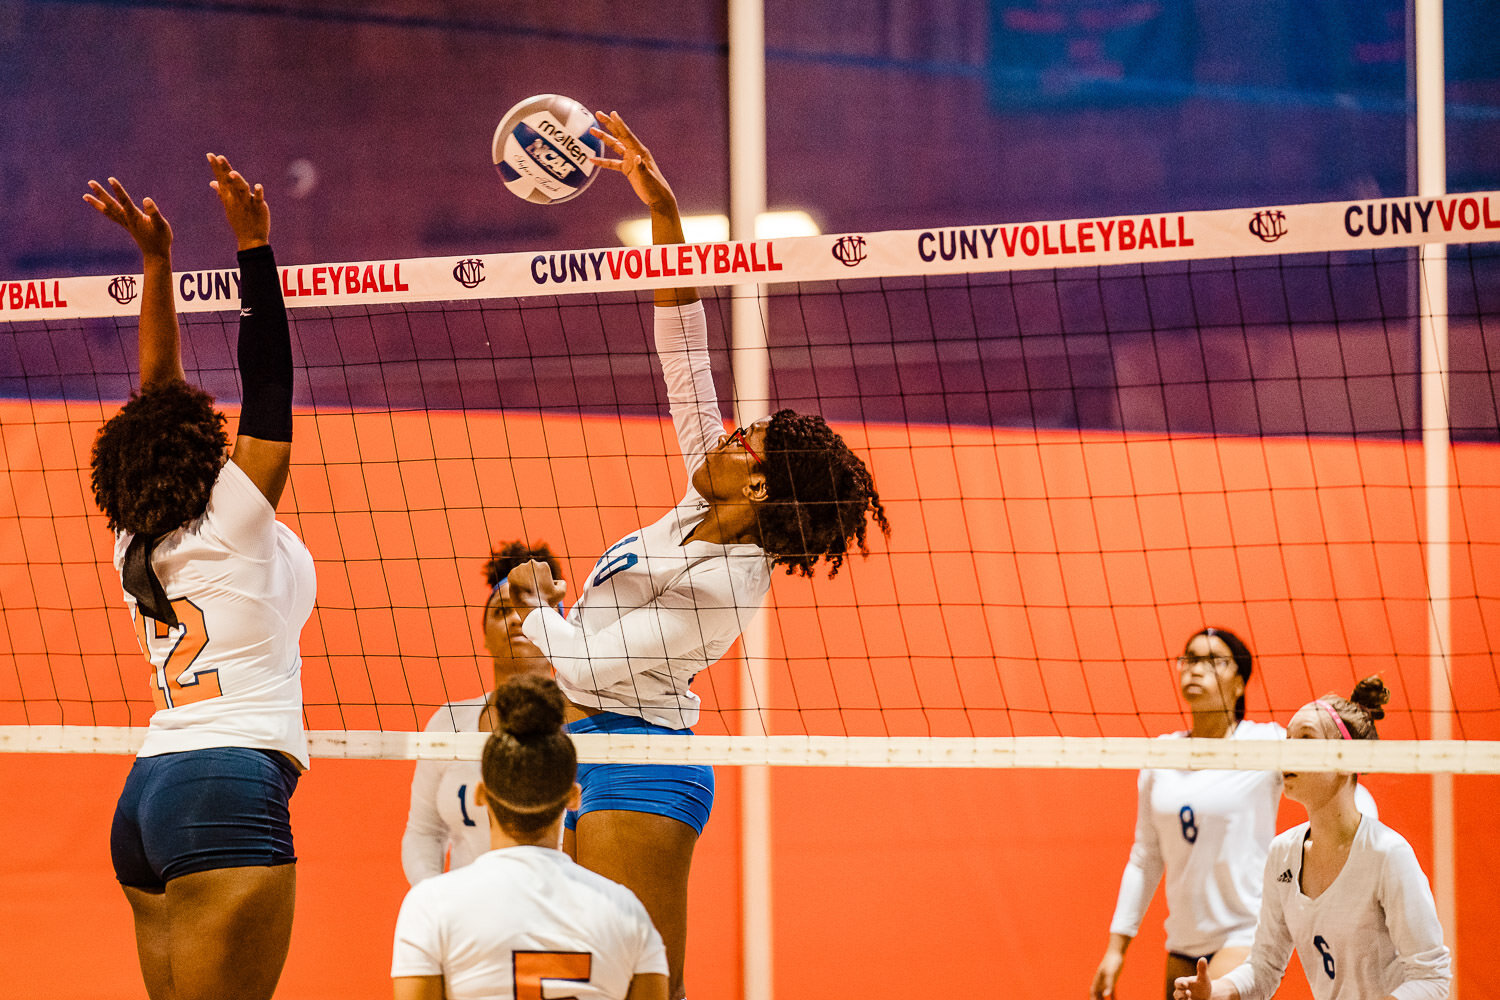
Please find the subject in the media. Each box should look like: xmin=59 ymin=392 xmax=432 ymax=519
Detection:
xmin=1 ymin=401 xmax=1497 ymax=999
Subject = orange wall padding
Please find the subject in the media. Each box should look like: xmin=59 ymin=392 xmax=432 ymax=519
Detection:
xmin=1 ymin=401 xmax=1496 ymax=998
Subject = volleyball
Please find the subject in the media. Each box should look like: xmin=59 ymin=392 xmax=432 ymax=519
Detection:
xmin=491 ymin=94 xmax=604 ymax=205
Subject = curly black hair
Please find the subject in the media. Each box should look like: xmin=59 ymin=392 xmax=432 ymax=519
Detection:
xmin=90 ymin=380 xmax=228 ymax=536
xmin=757 ymin=409 xmax=890 ymax=578
xmin=481 ymin=540 xmax=562 ymax=589
xmin=480 ymin=674 xmax=576 ymax=838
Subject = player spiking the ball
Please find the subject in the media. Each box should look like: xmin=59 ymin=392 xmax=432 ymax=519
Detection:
xmin=501 ymin=110 xmax=890 ymax=1000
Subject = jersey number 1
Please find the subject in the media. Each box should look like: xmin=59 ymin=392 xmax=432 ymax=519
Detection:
xmin=513 ymin=951 xmax=591 ymax=1000
xmin=134 ymin=598 xmax=221 ymax=710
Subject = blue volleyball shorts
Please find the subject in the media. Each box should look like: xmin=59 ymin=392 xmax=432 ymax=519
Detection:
xmin=110 ymin=747 xmax=300 ymax=890
xmin=564 ymin=713 xmax=714 ymax=835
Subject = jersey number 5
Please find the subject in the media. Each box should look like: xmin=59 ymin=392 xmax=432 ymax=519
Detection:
xmin=134 ymin=598 xmax=221 ymax=710
xmin=513 ymin=951 xmax=591 ymax=1000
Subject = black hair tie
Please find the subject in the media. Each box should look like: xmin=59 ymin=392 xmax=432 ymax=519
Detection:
xmin=121 ymin=532 xmax=179 ymax=628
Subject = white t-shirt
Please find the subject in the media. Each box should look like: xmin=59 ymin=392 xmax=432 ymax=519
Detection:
xmin=392 ymin=845 xmax=668 ymax=1000
xmin=402 ymin=695 xmax=491 ymax=885
xmin=523 ymin=303 xmax=771 ymax=729
xmin=1108 ymin=720 xmax=1284 ymax=955
xmin=114 ymin=459 xmax=317 ymax=767
xmin=1224 ymin=816 xmax=1451 ymax=1000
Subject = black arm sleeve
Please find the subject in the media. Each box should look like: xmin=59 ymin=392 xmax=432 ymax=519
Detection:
xmin=235 ymin=244 xmax=294 ymax=442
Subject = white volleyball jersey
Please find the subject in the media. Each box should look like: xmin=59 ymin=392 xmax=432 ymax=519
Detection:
xmin=402 ymin=695 xmax=492 ymax=885
xmin=1224 ymin=817 xmax=1451 ymax=1000
xmin=1108 ymin=720 xmax=1284 ymax=955
xmin=392 ymin=845 xmax=668 ymax=1000
xmin=114 ymin=459 xmax=317 ymax=767
xmin=522 ymin=303 xmax=771 ymax=729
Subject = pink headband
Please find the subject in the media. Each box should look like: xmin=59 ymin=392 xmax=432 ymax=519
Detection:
xmin=1314 ymin=700 xmax=1353 ymax=740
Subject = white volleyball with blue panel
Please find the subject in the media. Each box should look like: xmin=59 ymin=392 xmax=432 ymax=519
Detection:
xmin=492 ymin=94 xmax=603 ymax=205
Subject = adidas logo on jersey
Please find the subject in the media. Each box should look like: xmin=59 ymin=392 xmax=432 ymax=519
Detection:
xmin=1277 ymin=868 xmax=1294 ymax=883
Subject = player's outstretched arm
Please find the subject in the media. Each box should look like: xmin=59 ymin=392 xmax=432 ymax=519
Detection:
xmin=589 ymin=110 xmax=698 ymax=308
xmin=83 ymin=177 xmax=185 ymax=390
xmin=210 ymin=152 xmax=295 ymax=506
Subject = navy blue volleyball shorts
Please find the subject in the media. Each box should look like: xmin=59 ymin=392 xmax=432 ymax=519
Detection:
xmin=110 ymin=747 xmax=300 ymax=890
xmin=564 ymin=712 xmax=714 ymax=835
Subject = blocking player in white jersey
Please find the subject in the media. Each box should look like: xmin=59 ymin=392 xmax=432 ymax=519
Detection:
xmin=402 ymin=541 xmax=564 ymax=884
xmin=392 ymin=675 xmax=669 ymax=1000
xmin=87 ymin=156 xmax=313 ymax=1000
xmin=1093 ymin=628 xmax=1284 ymax=1000
xmin=1174 ymin=677 xmax=1451 ymax=1000
xmin=503 ymin=111 xmax=890 ymax=1000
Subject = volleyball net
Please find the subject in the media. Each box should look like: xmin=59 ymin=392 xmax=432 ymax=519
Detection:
xmin=2 ymin=192 xmax=1499 ymax=772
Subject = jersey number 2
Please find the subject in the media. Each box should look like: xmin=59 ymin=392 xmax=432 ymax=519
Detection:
xmin=134 ymin=598 xmax=221 ymax=710
xmin=514 ymin=951 xmax=591 ymax=1000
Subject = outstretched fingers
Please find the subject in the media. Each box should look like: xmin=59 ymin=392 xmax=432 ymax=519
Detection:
xmin=206 ymin=152 xmax=270 ymax=248
xmin=84 ymin=176 xmax=172 ymax=255
xmin=587 ymin=110 xmax=652 ymax=171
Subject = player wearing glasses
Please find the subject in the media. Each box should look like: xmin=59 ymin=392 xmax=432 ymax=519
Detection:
xmin=1091 ymin=627 xmax=1284 ymax=1000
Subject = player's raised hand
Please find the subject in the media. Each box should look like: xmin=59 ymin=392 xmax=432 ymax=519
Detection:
xmin=506 ymin=559 xmax=568 ymax=612
xmin=207 ymin=152 xmax=270 ymax=251
xmin=1173 ymin=958 xmax=1214 ymax=1000
xmin=84 ymin=177 xmax=173 ymax=260
xmin=588 ymin=111 xmax=676 ymax=212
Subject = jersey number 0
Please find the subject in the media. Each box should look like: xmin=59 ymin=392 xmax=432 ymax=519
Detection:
xmin=133 ymin=598 xmax=222 ymax=710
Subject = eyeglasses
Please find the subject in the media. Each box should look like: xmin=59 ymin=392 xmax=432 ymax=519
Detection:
xmin=725 ymin=425 xmax=764 ymax=466
xmin=1176 ymin=655 xmax=1236 ymax=672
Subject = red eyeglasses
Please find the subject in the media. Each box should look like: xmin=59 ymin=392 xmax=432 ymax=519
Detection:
xmin=725 ymin=426 xmax=763 ymax=465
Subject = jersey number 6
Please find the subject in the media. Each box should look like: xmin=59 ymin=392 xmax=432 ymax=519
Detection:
xmin=134 ymin=598 xmax=222 ymax=710
xmin=513 ymin=951 xmax=591 ymax=1000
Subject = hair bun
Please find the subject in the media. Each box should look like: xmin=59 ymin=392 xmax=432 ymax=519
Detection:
xmin=492 ymin=674 xmax=566 ymax=741
xmin=1350 ymin=675 xmax=1391 ymax=722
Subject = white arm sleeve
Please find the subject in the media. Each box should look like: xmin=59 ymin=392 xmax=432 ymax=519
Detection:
xmin=390 ymin=886 xmax=444 ymax=978
xmin=654 ymin=301 xmax=724 ymax=477
xmin=521 ymin=569 xmax=749 ymax=691
xmin=1223 ymin=854 xmax=1294 ymax=1000
xmin=1382 ymin=842 xmax=1452 ymax=1000
xmin=1108 ymin=769 xmax=1164 ymax=938
xmin=400 ymin=712 xmax=452 ymax=886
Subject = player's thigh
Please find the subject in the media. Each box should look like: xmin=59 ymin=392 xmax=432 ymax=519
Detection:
xmin=164 ymin=864 xmax=297 ymax=1000
xmin=1163 ymin=952 xmax=1201 ymax=1000
xmin=120 ymin=884 xmax=173 ymax=1000
xmin=575 ymin=809 xmax=697 ymax=925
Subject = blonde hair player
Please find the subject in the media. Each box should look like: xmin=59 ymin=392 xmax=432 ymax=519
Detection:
xmin=503 ymin=110 xmax=890 ymax=1000
xmin=87 ymin=156 xmax=313 ymax=1000
xmin=401 ymin=541 xmax=565 ymax=884
xmin=1173 ymin=677 xmax=1451 ymax=1000
xmin=391 ymin=676 xmax=668 ymax=1000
